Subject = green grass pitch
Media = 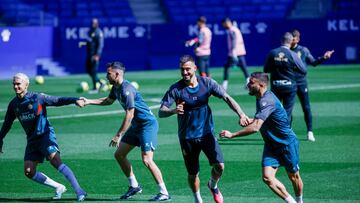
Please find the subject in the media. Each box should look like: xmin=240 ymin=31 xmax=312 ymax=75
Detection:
xmin=0 ymin=65 xmax=359 ymax=202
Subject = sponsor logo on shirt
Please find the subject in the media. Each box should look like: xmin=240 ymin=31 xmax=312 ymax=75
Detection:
xmin=274 ymin=52 xmax=288 ymax=62
xmin=19 ymin=113 xmax=35 ymax=121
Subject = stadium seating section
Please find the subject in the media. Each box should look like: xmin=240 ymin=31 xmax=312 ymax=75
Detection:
xmin=0 ymin=0 xmax=136 ymax=26
xmin=1 ymin=0 xmax=359 ymax=26
xmin=163 ymin=0 xmax=295 ymax=23
xmin=328 ymin=0 xmax=360 ymax=17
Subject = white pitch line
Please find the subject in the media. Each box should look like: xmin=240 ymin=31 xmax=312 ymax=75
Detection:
xmin=0 ymin=83 xmax=359 ymax=122
xmin=0 ymin=105 xmax=160 ymax=123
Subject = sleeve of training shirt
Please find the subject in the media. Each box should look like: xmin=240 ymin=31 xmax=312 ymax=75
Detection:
xmin=254 ymin=96 xmax=276 ymax=121
xmin=290 ymin=51 xmax=307 ymax=74
xmin=263 ymin=51 xmax=274 ymax=73
xmin=230 ymin=31 xmax=236 ymax=52
xmin=304 ymin=47 xmax=325 ymax=66
xmin=123 ymin=86 xmax=136 ymax=110
xmin=40 ymin=93 xmax=78 ymax=106
xmin=161 ymin=85 xmax=177 ymax=108
xmin=0 ymin=103 xmax=16 ymax=148
xmin=96 ymin=29 xmax=104 ymax=56
xmin=208 ymin=78 xmax=225 ymax=98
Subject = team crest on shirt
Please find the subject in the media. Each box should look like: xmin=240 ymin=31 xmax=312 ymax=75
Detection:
xmin=192 ymin=97 xmax=197 ymax=101
xmin=125 ymin=91 xmax=130 ymax=96
xmin=28 ymin=104 xmax=33 ymax=110
xmin=262 ymin=102 xmax=267 ymax=107
xmin=297 ymin=51 xmax=302 ymax=58
xmin=274 ymin=52 xmax=288 ymax=62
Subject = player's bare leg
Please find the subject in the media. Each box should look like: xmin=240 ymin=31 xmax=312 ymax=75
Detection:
xmin=288 ymin=171 xmax=303 ymax=203
xmin=208 ymin=163 xmax=224 ymax=203
xmin=262 ymin=166 xmax=296 ymax=202
xmin=24 ymin=160 xmax=66 ymax=200
xmin=142 ymin=151 xmax=170 ymax=201
xmin=188 ymin=174 xmax=203 ymax=203
xmin=115 ymin=142 xmax=142 ymax=199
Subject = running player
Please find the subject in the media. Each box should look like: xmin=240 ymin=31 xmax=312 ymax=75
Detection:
xmin=0 ymin=73 xmax=87 ymax=201
xmin=159 ymin=55 xmax=249 ymax=203
xmin=220 ymin=72 xmax=304 ymax=203
xmin=83 ymin=62 xmax=170 ymax=201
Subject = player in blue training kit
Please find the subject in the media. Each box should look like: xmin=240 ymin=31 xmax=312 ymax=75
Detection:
xmin=220 ymin=72 xmax=304 ymax=203
xmin=83 ymin=62 xmax=170 ymax=201
xmin=291 ymin=29 xmax=334 ymax=142
xmin=264 ymin=32 xmax=306 ymax=124
xmin=159 ymin=55 xmax=249 ymax=203
xmin=0 ymin=73 xmax=87 ymax=201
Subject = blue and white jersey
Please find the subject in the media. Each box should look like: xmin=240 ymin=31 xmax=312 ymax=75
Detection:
xmin=254 ymin=91 xmax=298 ymax=148
xmin=0 ymin=92 xmax=78 ymax=144
xmin=291 ymin=44 xmax=326 ymax=85
xmin=161 ymin=76 xmax=225 ymax=140
xmin=109 ymin=80 xmax=156 ymax=126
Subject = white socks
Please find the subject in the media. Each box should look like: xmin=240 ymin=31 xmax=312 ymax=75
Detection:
xmin=285 ymin=195 xmax=296 ymax=203
xmin=295 ymin=195 xmax=303 ymax=203
xmin=128 ymin=175 xmax=139 ymax=188
xmin=158 ymin=182 xmax=169 ymax=195
xmin=193 ymin=191 xmax=203 ymax=203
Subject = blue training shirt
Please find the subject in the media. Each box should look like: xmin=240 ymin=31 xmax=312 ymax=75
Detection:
xmin=291 ymin=44 xmax=326 ymax=85
xmin=254 ymin=90 xmax=298 ymax=148
xmin=109 ymin=80 xmax=156 ymax=125
xmin=161 ymin=76 xmax=225 ymax=140
xmin=0 ymin=92 xmax=78 ymax=146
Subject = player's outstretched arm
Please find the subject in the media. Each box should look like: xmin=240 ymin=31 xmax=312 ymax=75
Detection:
xmin=220 ymin=118 xmax=263 ymax=139
xmin=84 ymin=97 xmax=115 ymax=106
xmin=222 ymin=93 xmax=250 ymax=126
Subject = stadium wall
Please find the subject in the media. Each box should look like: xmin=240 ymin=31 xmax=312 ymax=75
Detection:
xmin=0 ymin=18 xmax=359 ymax=79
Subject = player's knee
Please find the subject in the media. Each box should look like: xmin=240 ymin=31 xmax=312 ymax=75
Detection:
xmin=114 ymin=151 xmax=126 ymax=161
xmin=213 ymin=163 xmax=224 ymax=174
xmin=24 ymin=167 xmax=35 ymax=179
xmin=188 ymin=174 xmax=198 ymax=182
xmin=262 ymin=175 xmax=273 ymax=185
xmin=288 ymin=172 xmax=300 ymax=182
xmin=141 ymin=157 xmax=153 ymax=168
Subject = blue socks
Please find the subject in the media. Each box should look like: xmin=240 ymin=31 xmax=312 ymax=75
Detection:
xmin=58 ymin=163 xmax=84 ymax=196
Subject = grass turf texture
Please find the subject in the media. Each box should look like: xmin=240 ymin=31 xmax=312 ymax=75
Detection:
xmin=0 ymin=65 xmax=359 ymax=202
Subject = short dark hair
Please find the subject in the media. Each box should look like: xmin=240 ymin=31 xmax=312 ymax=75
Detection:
xmin=179 ymin=55 xmax=195 ymax=66
xmin=197 ymin=16 xmax=206 ymax=24
xmin=291 ymin=29 xmax=300 ymax=38
xmin=222 ymin=17 xmax=231 ymax=24
xmin=107 ymin=61 xmax=125 ymax=71
xmin=281 ymin=32 xmax=293 ymax=45
xmin=250 ymin=72 xmax=269 ymax=84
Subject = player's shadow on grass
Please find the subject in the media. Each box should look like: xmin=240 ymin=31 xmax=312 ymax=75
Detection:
xmin=0 ymin=197 xmax=152 ymax=202
xmin=218 ymin=138 xmax=263 ymax=145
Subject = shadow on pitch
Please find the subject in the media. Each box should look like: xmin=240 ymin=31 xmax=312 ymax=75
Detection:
xmin=218 ymin=138 xmax=263 ymax=146
xmin=0 ymin=197 xmax=149 ymax=202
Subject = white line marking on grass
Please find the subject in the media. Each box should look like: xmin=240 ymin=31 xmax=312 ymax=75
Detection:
xmin=0 ymin=105 xmax=160 ymax=123
xmin=0 ymin=83 xmax=359 ymax=122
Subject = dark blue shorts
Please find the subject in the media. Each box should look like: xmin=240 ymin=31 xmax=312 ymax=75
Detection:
xmin=121 ymin=119 xmax=158 ymax=152
xmin=180 ymin=134 xmax=224 ymax=175
xmin=262 ymin=139 xmax=300 ymax=173
xmin=24 ymin=131 xmax=59 ymax=163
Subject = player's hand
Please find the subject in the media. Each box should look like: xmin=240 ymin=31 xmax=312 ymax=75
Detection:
xmin=109 ymin=136 xmax=121 ymax=148
xmin=92 ymin=55 xmax=100 ymax=61
xmin=79 ymin=97 xmax=89 ymax=106
xmin=219 ymin=130 xmax=233 ymax=139
xmin=239 ymin=115 xmax=250 ymax=127
xmin=175 ymin=101 xmax=185 ymax=115
xmin=324 ymin=50 xmax=334 ymax=59
xmin=76 ymin=98 xmax=86 ymax=108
